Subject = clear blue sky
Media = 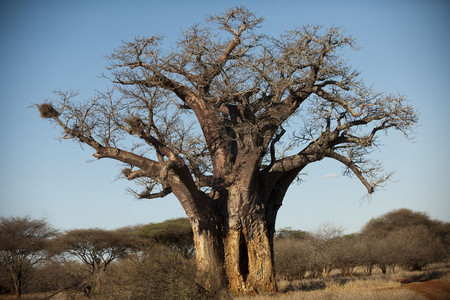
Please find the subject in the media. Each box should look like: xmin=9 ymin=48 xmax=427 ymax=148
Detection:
xmin=1 ymin=0 xmax=449 ymax=234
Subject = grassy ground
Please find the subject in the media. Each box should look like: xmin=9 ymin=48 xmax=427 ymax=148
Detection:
xmin=236 ymin=277 xmax=425 ymax=300
xmin=2 ymin=263 xmax=449 ymax=299
xmin=0 ymin=293 xmax=90 ymax=300
xmin=236 ymin=263 xmax=450 ymax=300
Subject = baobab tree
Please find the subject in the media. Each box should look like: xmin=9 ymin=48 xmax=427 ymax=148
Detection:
xmin=37 ymin=7 xmax=417 ymax=294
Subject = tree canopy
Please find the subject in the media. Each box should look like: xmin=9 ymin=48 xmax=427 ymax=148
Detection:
xmin=56 ymin=229 xmax=134 ymax=276
xmin=134 ymin=218 xmax=194 ymax=257
xmin=38 ymin=7 xmax=417 ymax=203
xmin=361 ymin=208 xmax=445 ymax=238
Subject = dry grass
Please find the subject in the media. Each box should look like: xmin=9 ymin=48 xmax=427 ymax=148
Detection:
xmin=235 ymin=267 xmax=450 ymax=300
xmin=3 ymin=263 xmax=448 ymax=300
xmin=0 ymin=292 xmax=90 ymax=300
xmin=280 ymin=289 xmax=425 ymax=300
xmin=236 ymin=278 xmax=425 ymax=300
xmin=248 ymin=263 xmax=450 ymax=299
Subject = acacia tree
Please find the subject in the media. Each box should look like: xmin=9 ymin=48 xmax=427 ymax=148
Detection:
xmin=387 ymin=226 xmax=444 ymax=271
xmin=0 ymin=217 xmax=57 ymax=299
xmin=135 ymin=218 xmax=194 ymax=258
xmin=360 ymin=209 xmax=448 ymax=273
xmin=309 ymin=224 xmax=344 ymax=278
xmin=37 ymin=7 xmax=417 ymax=293
xmin=56 ymin=229 xmax=134 ymax=294
xmin=361 ymin=208 xmax=435 ymax=238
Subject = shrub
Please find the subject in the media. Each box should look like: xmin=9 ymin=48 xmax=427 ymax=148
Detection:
xmin=274 ymin=238 xmax=312 ymax=280
xmin=387 ymin=226 xmax=446 ymax=271
xmin=27 ymin=260 xmax=88 ymax=297
xmin=100 ymin=243 xmax=221 ymax=299
xmin=308 ymin=224 xmax=345 ymax=278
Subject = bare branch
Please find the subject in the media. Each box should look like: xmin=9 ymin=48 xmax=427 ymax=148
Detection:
xmin=263 ymin=127 xmax=286 ymax=173
xmin=122 ymin=168 xmax=148 ymax=180
xmin=323 ymin=149 xmax=373 ymax=194
xmin=137 ymin=185 xmax=172 ymax=200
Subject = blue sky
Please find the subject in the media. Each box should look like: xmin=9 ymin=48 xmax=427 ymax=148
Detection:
xmin=1 ymin=0 xmax=449 ymax=234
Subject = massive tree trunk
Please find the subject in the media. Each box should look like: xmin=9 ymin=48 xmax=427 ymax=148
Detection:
xmin=188 ymin=162 xmax=279 ymax=294
xmin=224 ymin=215 xmax=276 ymax=294
xmin=190 ymin=202 xmax=277 ymax=294
xmin=190 ymin=217 xmax=226 ymax=289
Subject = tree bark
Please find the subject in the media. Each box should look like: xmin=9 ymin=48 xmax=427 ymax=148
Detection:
xmin=190 ymin=217 xmax=226 ymax=290
xmin=224 ymin=217 xmax=276 ymax=294
xmin=11 ymin=268 xmax=22 ymax=299
xmin=188 ymin=182 xmax=277 ymax=294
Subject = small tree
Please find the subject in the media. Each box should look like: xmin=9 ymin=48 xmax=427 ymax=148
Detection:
xmin=434 ymin=222 xmax=450 ymax=256
xmin=353 ymin=235 xmax=377 ymax=275
xmin=309 ymin=224 xmax=344 ymax=278
xmin=0 ymin=217 xmax=57 ymax=299
xmin=56 ymin=229 xmax=134 ymax=294
xmin=361 ymin=208 xmax=436 ymax=238
xmin=360 ymin=208 xmax=449 ymax=273
xmin=376 ymin=236 xmax=403 ymax=274
xmin=274 ymin=228 xmax=311 ymax=241
xmin=334 ymin=234 xmax=360 ymax=276
xmin=274 ymin=238 xmax=312 ymax=280
xmin=387 ymin=226 xmax=445 ymax=271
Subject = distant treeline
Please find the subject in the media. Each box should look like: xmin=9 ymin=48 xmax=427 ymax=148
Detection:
xmin=274 ymin=208 xmax=449 ymax=280
xmin=1 ymin=208 xmax=448 ymax=299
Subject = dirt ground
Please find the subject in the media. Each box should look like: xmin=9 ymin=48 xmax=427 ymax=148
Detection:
xmin=403 ymin=279 xmax=450 ymax=300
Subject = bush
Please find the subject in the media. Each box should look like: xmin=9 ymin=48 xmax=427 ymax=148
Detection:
xmin=274 ymin=226 xmax=363 ymax=279
xmin=308 ymin=224 xmax=345 ymax=278
xmin=387 ymin=226 xmax=446 ymax=271
xmin=100 ymin=243 xmax=221 ymax=299
xmin=27 ymin=260 xmax=89 ymax=297
xmin=333 ymin=235 xmax=361 ymax=276
xmin=359 ymin=209 xmax=449 ymax=274
xmin=274 ymin=238 xmax=312 ymax=280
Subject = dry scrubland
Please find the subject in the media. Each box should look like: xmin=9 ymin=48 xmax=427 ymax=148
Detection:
xmin=1 ymin=264 xmax=449 ymax=299
xmin=237 ymin=265 xmax=450 ymax=300
xmin=1 ymin=210 xmax=449 ymax=299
